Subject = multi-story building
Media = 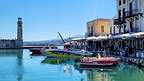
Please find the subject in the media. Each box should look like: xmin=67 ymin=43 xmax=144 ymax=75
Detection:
xmin=113 ymin=0 xmax=144 ymax=34
xmin=0 ymin=18 xmax=23 ymax=49
xmin=111 ymin=0 xmax=144 ymax=57
xmin=86 ymin=19 xmax=111 ymax=51
xmin=87 ymin=19 xmax=111 ymax=37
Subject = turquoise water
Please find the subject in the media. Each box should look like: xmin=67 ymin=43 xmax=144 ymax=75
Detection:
xmin=0 ymin=49 xmax=144 ymax=81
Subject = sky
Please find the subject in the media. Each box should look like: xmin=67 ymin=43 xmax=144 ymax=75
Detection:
xmin=0 ymin=0 xmax=116 ymax=41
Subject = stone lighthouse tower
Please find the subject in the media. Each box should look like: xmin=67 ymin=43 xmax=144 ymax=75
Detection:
xmin=17 ymin=17 xmax=23 ymax=48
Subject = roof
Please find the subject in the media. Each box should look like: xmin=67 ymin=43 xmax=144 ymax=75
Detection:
xmin=87 ymin=18 xmax=111 ymax=24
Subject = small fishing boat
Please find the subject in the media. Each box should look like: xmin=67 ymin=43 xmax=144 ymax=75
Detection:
xmin=78 ymin=54 xmax=120 ymax=67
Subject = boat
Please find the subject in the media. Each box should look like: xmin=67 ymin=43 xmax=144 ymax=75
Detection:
xmin=29 ymin=46 xmax=58 ymax=56
xmin=29 ymin=48 xmax=42 ymax=55
xmin=42 ymin=49 xmax=81 ymax=58
xmin=77 ymin=54 xmax=120 ymax=67
xmin=42 ymin=49 xmax=93 ymax=58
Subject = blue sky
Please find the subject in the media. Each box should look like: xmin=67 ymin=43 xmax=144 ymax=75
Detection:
xmin=0 ymin=0 xmax=116 ymax=41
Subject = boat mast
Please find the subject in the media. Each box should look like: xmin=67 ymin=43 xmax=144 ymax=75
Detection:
xmin=58 ymin=32 xmax=66 ymax=43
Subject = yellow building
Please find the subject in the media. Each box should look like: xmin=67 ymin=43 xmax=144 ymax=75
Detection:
xmin=86 ymin=18 xmax=111 ymax=52
xmin=87 ymin=19 xmax=111 ymax=37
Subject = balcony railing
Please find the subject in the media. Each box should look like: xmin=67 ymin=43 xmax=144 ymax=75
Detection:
xmin=130 ymin=27 xmax=140 ymax=33
xmin=113 ymin=17 xmax=126 ymax=25
xmin=86 ymin=32 xmax=108 ymax=37
xmin=86 ymin=33 xmax=93 ymax=37
xmin=125 ymin=9 xmax=142 ymax=18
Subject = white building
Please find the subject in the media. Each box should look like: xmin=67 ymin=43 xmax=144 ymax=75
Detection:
xmin=110 ymin=0 xmax=144 ymax=57
xmin=112 ymin=0 xmax=144 ymax=34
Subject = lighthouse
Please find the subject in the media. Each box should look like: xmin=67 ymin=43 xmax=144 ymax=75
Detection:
xmin=17 ymin=17 xmax=23 ymax=48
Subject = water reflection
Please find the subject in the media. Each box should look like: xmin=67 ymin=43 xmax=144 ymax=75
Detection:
xmin=0 ymin=49 xmax=23 ymax=81
xmin=41 ymin=58 xmax=76 ymax=64
xmin=41 ymin=57 xmax=144 ymax=81
xmin=1 ymin=50 xmax=144 ymax=81
xmin=113 ymin=63 xmax=144 ymax=81
xmin=86 ymin=69 xmax=113 ymax=81
xmin=63 ymin=64 xmax=73 ymax=75
xmin=41 ymin=58 xmax=76 ymax=76
xmin=76 ymin=63 xmax=144 ymax=81
xmin=16 ymin=50 xmax=23 ymax=81
xmin=75 ymin=67 xmax=117 ymax=81
xmin=0 ymin=49 xmax=22 ymax=56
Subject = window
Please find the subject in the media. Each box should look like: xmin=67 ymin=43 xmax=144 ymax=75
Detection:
xmin=130 ymin=21 xmax=133 ymax=32
xmin=123 ymin=8 xmax=125 ymax=18
xmin=91 ymin=26 xmax=94 ymax=36
xmin=88 ymin=27 xmax=90 ymax=33
xmin=118 ymin=10 xmax=121 ymax=18
xmin=123 ymin=0 xmax=126 ymax=4
xmin=119 ymin=0 xmax=121 ymax=6
xmin=129 ymin=2 xmax=132 ymax=14
xmin=124 ymin=24 xmax=126 ymax=33
xmin=101 ymin=26 xmax=104 ymax=33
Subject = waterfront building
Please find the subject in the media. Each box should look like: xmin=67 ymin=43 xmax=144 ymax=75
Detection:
xmin=0 ymin=18 xmax=23 ymax=49
xmin=112 ymin=0 xmax=144 ymax=34
xmin=87 ymin=19 xmax=111 ymax=37
xmin=86 ymin=19 xmax=111 ymax=52
xmin=111 ymin=0 xmax=144 ymax=57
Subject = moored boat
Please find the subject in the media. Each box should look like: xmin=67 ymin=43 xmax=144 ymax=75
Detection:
xmin=29 ymin=48 xmax=42 ymax=55
xmin=42 ymin=49 xmax=81 ymax=58
xmin=29 ymin=46 xmax=58 ymax=56
xmin=42 ymin=49 xmax=93 ymax=58
xmin=78 ymin=54 xmax=120 ymax=67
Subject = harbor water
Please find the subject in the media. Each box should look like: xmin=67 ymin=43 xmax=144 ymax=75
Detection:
xmin=0 ymin=49 xmax=144 ymax=81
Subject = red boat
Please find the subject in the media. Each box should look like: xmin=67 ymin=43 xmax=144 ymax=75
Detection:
xmin=29 ymin=46 xmax=58 ymax=56
xmin=78 ymin=54 xmax=120 ymax=67
xmin=29 ymin=48 xmax=42 ymax=55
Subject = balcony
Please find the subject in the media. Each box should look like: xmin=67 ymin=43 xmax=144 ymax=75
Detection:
xmin=130 ymin=27 xmax=140 ymax=33
xmin=86 ymin=33 xmax=93 ymax=37
xmin=86 ymin=32 xmax=108 ymax=37
xmin=113 ymin=17 xmax=126 ymax=25
xmin=125 ymin=9 xmax=143 ymax=18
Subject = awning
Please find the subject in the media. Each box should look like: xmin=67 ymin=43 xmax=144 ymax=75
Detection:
xmin=85 ymin=32 xmax=144 ymax=41
xmin=71 ymin=38 xmax=86 ymax=41
xmin=119 ymin=33 xmax=133 ymax=39
xmin=132 ymin=32 xmax=144 ymax=38
xmin=86 ymin=36 xmax=108 ymax=41
xmin=111 ymin=33 xmax=134 ymax=39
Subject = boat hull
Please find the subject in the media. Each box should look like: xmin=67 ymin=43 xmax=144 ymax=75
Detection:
xmin=44 ymin=51 xmax=80 ymax=58
xmin=78 ymin=62 xmax=118 ymax=68
xmin=78 ymin=57 xmax=120 ymax=68
xmin=30 ymin=49 xmax=42 ymax=56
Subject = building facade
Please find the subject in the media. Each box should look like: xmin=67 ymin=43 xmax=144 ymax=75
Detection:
xmin=110 ymin=0 xmax=144 ymax=57
xmin=113 ymin=0 xmax=144 ymax=34
xmin=87 ymin=19 xmax=111 ymax=37
xmin=0 ymin=18 xmax=23 ymax=49
xmin=86 ymin=19 xmax=111 ymax=52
